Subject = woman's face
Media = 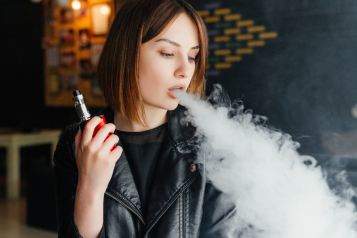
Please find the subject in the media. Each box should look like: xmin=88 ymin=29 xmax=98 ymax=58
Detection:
xmin=139 ymin=13 xmax=200 ymax=111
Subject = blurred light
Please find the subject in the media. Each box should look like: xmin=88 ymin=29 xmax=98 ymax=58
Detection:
xmin=92 ymin=4 xmax=111 ymax=35
xmin=30 ymin=0 xmax=42 ymax=3
xmin=72 ymin=0 xmax=81 ymax=10
xmin=100 ymin=5 xmax=110 ymax=15
xmin=57 ymin=0 xmax=68 ymax=6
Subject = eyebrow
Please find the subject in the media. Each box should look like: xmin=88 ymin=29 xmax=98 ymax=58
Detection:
xmin=155 ymin=38 xmax=200 ymax=50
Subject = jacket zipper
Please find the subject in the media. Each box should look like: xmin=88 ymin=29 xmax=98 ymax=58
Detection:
xmin=105 ymin=191 xmax=145 ymax=225
xmin=180 ymin=193 xmax=183 ymax=238
xmin=144 ymin=170 xmax=198 ymax=237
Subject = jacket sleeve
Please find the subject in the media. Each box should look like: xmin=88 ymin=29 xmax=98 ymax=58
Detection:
xmin=198 ymin=182 xmax=239 ymax=238
xmin=53 ymin=124 xmax=105 ymax=238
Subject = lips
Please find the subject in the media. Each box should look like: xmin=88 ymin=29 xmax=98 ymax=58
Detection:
xmin=168 ymin=84 xmax=185 ymax=99
xmin=168 ymin=84 xmax=186 ymax=91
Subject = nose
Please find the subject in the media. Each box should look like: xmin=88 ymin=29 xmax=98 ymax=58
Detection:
xmin=174 ymin=55 xmax=193 ymax=79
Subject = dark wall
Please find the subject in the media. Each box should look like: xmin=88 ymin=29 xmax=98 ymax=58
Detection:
xmin=0 ymin=0 xmax=102 ymax=132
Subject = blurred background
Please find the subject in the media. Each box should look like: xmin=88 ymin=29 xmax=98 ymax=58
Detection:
xmin=1 ymin=0 xmax=357 ymax=237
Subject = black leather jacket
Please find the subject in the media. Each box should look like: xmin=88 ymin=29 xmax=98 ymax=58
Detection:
xmin=54 ymin=105 xmax=236 ymax=238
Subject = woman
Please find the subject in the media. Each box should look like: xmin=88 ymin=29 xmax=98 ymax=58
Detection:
xmin=54 ymin=0 xmax=236 ymax=237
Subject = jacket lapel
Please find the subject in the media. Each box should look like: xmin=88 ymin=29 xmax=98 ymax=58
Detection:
xmin=97 ymin=105 xmax=199 ymax=231
xmin=143 ymin=134 xmax=199 ymax=234
xmin=106 ymin=141 xmax=144 ymax=220
xmin=98 ymin=107 xmax=144 ymax=221
xmin=144 ymin=105 xmax=199 ymax=234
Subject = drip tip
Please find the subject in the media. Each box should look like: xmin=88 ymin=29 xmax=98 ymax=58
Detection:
xmin=73 ymin=90 xmax=81 ymax=97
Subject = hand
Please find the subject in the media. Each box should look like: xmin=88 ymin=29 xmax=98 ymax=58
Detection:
xmin=74 ymin=116 xmax=123 ymax=197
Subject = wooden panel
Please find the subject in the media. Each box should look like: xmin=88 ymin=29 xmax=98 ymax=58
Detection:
xmin=43 ymin=0 xmax=115 ymax=107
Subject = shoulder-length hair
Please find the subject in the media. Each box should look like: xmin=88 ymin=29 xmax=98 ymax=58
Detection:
xmin=97 ymin=0 xmax=208 ymax=127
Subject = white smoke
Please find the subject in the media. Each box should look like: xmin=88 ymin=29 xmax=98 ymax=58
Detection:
xmin=173 ymin=84 xmax=357 ymax=238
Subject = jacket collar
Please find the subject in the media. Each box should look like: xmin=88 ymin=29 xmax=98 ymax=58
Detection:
xmin=99 ymin=104 xmax=197 ymax=143
xmin=96 ymin=105 xmax=199 ymax=229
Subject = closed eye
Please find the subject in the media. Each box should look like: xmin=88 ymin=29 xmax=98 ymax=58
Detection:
xmin=161 ymin=52 xmax=196 ymax=63
xmin=188 ymin=57 xmax=196 ymax=63
xmin=161 ymin=53 xmax=174 ymax=58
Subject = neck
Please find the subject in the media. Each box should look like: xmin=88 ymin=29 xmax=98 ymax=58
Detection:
xmin=113 ymin=104 xmax=168 ymax=132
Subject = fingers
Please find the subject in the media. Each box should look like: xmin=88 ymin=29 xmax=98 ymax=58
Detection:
xmin=81 ymin=116 xmax=104 ymax=147
xmin=91 ymin=123 xmax=116 ymax=147
xmin=109 ymin=145 xmax=123 ymax=163
xmin=102 ymin=133 xmax=119 ymax=152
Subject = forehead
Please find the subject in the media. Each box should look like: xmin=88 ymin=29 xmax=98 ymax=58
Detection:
xmin=154 ymin=13 xmax=199 ymax=47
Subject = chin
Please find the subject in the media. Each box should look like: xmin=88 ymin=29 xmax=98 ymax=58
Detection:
xmin=163 ymin=101 xmax=179 ymax=111
xmin=155 ymin=100 xmax=179 ymax=111
xmin=146 ymin=97 xmax=180 ymax=111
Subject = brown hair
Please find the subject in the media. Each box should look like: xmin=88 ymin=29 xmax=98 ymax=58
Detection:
xmin=97 ymin=0 xmax=208 ymax=127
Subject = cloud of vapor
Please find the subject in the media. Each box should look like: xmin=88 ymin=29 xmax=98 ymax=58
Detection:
xmin=173 ymin=84 xmax=357 ymax=238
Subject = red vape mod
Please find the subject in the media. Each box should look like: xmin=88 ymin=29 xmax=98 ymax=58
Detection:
xmin=72 ymin=90 xmax=115 ymax=151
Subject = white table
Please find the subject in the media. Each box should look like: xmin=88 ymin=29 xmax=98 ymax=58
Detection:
xmin=0 ymin=129 xmax=62 ymax=200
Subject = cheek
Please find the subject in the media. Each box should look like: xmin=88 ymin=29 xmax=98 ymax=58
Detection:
xmin=139 ymin=53 xmax=170 ymax=99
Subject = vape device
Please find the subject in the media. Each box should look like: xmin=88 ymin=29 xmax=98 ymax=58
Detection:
xmin=72 ymin=90 xmax=115 ymax=151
